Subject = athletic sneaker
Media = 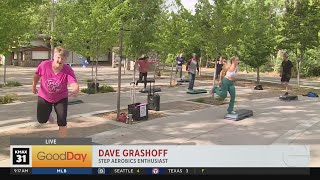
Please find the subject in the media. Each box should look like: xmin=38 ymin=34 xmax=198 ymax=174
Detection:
xmin=187 ymin=89 xmax=193 ymax=93
xmin=284 ymin=92 xmax=289 ymax=96
xmin=228 ymin=111 xmax=237 ymax=114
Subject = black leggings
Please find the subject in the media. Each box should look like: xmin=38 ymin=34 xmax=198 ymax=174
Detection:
xmin=37 ymin=97 xmax=68 ymax=126
xmin=137 ymin=72 xmax=148 ymax=88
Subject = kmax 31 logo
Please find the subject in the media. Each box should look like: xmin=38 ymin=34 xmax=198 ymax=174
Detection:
xmin=32 ymin=145 xmax=92 ymax=167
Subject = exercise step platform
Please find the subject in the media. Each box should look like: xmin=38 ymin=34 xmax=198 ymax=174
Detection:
xmin=177 ymin=79 xmax=189 ymax=83
xmin=224 ymin=109 xmax=253 ymax=121
xmin=186 ymin=89 xmax=207 ymax=94
xmin=139 ymin=87 xmax=162 ymax=93
xmin=279 ymin=95 xmax=298 ymax=101
xmin=68 ymin=99 xmax=84 ymax=105
xmin=137 ymin=79 xmax=155 ymax=83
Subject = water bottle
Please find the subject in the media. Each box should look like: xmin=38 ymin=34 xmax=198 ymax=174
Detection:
xmin=128 ymin=114 xmax=133 ymax=124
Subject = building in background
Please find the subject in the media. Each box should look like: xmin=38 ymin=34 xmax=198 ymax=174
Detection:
xmin=10 ymin=34 xmax=111 ymax=67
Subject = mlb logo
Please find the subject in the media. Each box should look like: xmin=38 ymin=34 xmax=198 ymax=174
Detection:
xmin=97 ymin=168 xmax=105 ymax=174
xmin=152 ymin=168 xmax=159 ymax=174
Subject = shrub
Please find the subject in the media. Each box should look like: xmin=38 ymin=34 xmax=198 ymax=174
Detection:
xmin=0 ymin=93 xmax=18 ymax=104
xmin=81 ymin=85 xmax=115 ymax=94
xmin=5 ymin=81 xmax=22 ymax=87
xmin=99 ymin=85 xmax=115 ymax=93
xmin=81 ymin=88 xmax=96 ymax=94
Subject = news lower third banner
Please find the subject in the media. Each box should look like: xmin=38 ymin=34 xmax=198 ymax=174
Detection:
xmin=9 ymin=138 xmax=311 ymax=175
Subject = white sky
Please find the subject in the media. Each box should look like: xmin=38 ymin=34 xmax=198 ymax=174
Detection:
xmin=181 ymin=0 xmax=198 ymax=11
xmin=166 ymin=0 xmax=198 ymax=14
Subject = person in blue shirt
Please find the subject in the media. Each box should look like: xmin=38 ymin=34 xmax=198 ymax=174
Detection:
xmin=176 ymin=53 xmax=185 ymax=80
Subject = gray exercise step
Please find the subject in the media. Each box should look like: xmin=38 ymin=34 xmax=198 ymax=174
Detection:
xmin=279 ymin=95 xmax=298 ymax=101
xmin=139 ymin=88 xmax=162 ymax=93
xmin=224 ymin=109 xmax=253 ymax=121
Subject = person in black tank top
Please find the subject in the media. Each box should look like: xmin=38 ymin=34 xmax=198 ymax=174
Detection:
xmin=280 ymin=53 xmax=294 ymax=96
xmin=215 ymin=56 xmax=226 ymax=80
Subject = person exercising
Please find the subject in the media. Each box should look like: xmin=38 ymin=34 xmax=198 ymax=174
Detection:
xmin=280 ymin=52 xmax=294 ymax=96
xmin=186 ymin=53 xmax=199 ymax=91
xmin=176 ymin=53 xmax=185 ymax=80
xmin=32 ymin=47 xmax=79 ymax=138
xmin=136 ymin=55 xmax=156 ymax=90
xmin=213 ymin=56 xmax=240 ymax=114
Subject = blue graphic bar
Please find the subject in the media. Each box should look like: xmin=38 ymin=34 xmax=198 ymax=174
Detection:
xmin=32 ymin=168 xmax=92 ymax=175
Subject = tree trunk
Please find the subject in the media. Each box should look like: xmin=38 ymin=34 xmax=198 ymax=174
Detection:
xmin=3 ymin=53 xmax=9 ymax=84
xmin=91 ymin=59 xmax=94 ymax=82
xmin=297 ymin=60 xmax=301 ymax=87
xmin=170 ymin=62 xmax=174 ymax=86
xmin=199 ymin=55 xmax=202 ymax=77
xmin=205 ymin=55 xmax=209 ymax=68
xmin=257 ymin=67 xmax=260 ymax=85
xmin=213 ymin=47 xmax=219 ymax=99
xmin=71 ymin=52 xmax=74 ymax=64
xmin=123 ymin=58 xmax=126 ymax=75
xmin=132 ymin=58 xmax=136 ymax=104
xmin=162 ymin=61 xmax=165 ymax=71
xmin=212 ymin=57 xmax=217 ymax=98
xmin=297 ymin=51 xmax=304 ymax=88
xmin=95 ymin=58 xmax=98 ymax=93
xmin=153 ymin=60 xmax=157 ymax=79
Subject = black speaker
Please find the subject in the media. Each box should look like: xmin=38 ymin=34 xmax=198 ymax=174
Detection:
xmin=148 ymin=94 xmax=160 ymax=111
xmin=254 ymin=85 xmax=263 ymax=90
xmin=128 ymin=103 xmax=148 ymax=121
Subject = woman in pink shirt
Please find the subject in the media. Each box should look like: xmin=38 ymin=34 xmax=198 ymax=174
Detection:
xmin=135 ymin=55 xmax=156 ymax=89
xmin=32 ymin=47 xmax=79 ymax=138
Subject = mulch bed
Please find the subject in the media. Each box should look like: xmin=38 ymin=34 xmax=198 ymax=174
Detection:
xmin=96 ymin=109 xmax=167 ymax=124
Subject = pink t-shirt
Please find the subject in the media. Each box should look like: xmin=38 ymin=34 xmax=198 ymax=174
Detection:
xmin=137 ymin=60 xmax=155 ymax=73
xmin=35 ymin=60 xmax=77 ymax=103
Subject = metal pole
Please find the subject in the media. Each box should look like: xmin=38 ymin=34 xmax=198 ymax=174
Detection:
xmin=50 ymin=0 xmax=54 ymax=59
xmin=117 ymin=24 xmax=124 ymax=119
